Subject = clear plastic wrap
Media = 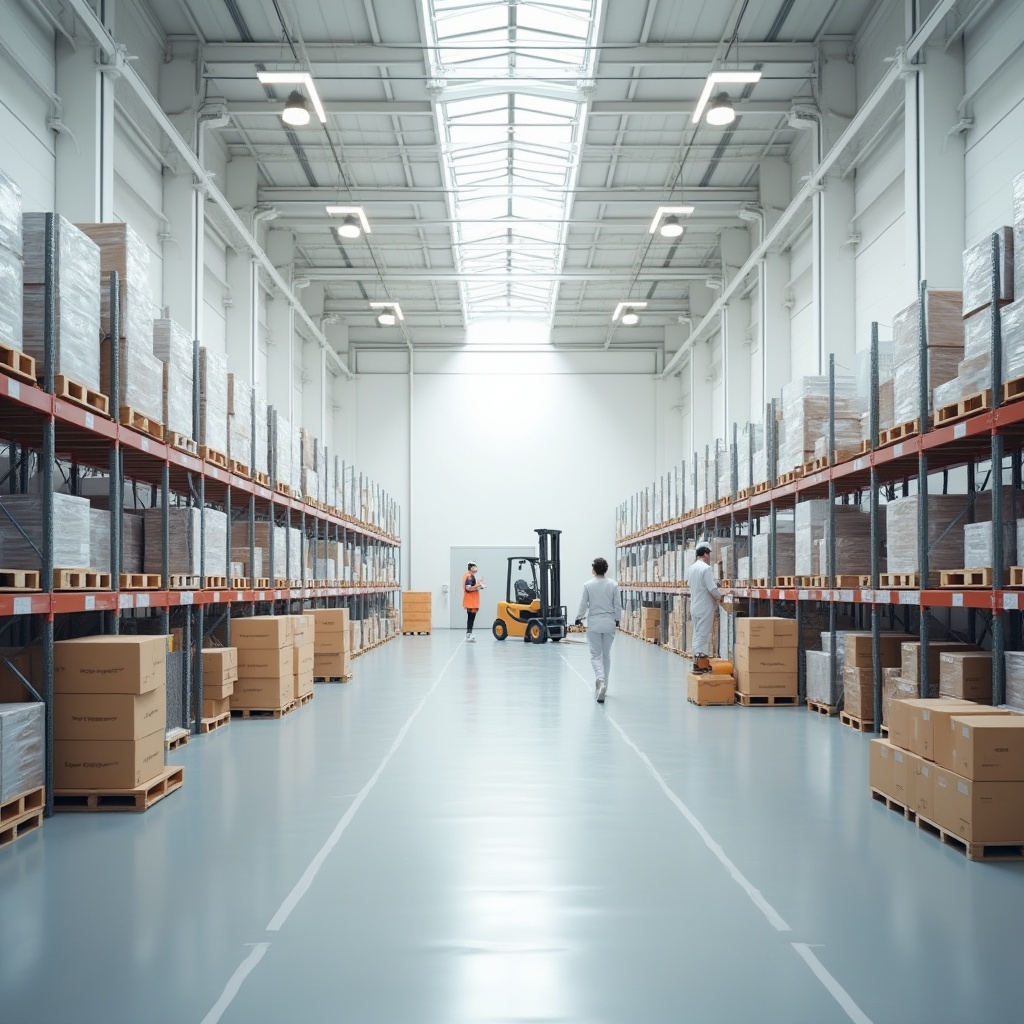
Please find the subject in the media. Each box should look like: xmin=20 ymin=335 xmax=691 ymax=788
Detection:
xmin=152 ymin=318 xmax=192 ymax=367
xmin=101 ymin=338 xmax=163 ymax=422
xmin=806 ymin=649 xmax=842 ymax=706
xmin=751 ymin=526 xmax=795 ymax=578
xmin=779 ymin=376 xmax=862 ymax=471
xmin=291 ymin=423 xmax=302 ymax=493
xmin=695 ymin=454 xmax=707 ymax=508
xmin=963 ymin=521 xmax=1014 ymax=570
xmin=736 ymin=424 xmax=763 ymax=491
xmin=89 ymin=508 xmax=110 ymax=572
xmin=891 ymin=290 xmax=964 ymax=366
xmin=0 ymin=493 xmax=90 ymax=568
xmin=289 ymin=526 xmax=302 ymax=579
xmin=153 ymin=319 xmax=194 ymax=437
xmin=843 ymin=665 xmax=874 ymax=720
xmin=855 ymin=344 xmax=894 ymax=396
xmin=0 ymin=246 xmax=23 ymax=350
xmin=823 ymin=506 xmax=882 ymax=576
xmin=199 ymin=347 xmax=228 ymax=454
xmin=892 ymin=347 xmax=963 ymax=423
xmin=0 ymin=169 xmax=21 ymax=257
xmin=884 ymin=494 xmax=969 ymax=577
xmin=717 ymin=444 xmax=733 ymax=500
xmin=204 ymin=508 xmax=228 ymax=578
xmin=962 ymin=226 xmax=1014 ymax=317
xmin=795 ymin=500 xmax=828 ymax=577
xmin=141 ymin=507 xmax=202 ymax=576
xmin=22 ymin=214 xmax=101 ymax=389
xmin=1005 ymin=650 xmax=1024 ymax=711
xmin=302 ymin=467 xmax=319 ymax=500
xmin=1001 ymin=299 xmax=1024 ymax=381
xmin=227 ymin=375 xmax=253 ymax=468
xmin=737 ymin=555 xmax=750 ymax=579
xmin=882 ymin=669 xmax=915 ymax=725
xmin=963 ymin=309 xmax=991 ymax=362
xmin=271 ymin=411 xmax=292 ymax=488
xmin=0 ymin=703 xmax=45 ymax=802
xmin=254 ymin=392 xmax=269 ymax=476
xmin=301 ymin=428 xmax=316 ymax=470
xmin=124 ymin=512 xmax=143 ymax=573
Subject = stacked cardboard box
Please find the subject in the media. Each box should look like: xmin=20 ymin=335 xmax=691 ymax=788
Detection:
xmin=312 ymin=608 xmax=351 ymax=680
xmin=201 ymin=647 xmax=237 ymax=721
xmin=0 ymin=493 xmax=90 ymax=570
xmin=52 ymin=636 xmax=168 ymax=790
xmin=687 ymin=670 xmax=736 ymax=706
xmin=402 ymin=592 xmax=431 ymax=634
xmin=939 ymin=651 xmax=992 ymax=702
xmin=141 ymin=507 xmax=202 ymax=577
xmin=291 ymin=615 xmax=315 ymax=701
xmin=231 ymin=616 xmax=294 ymax=711
xmin=778 ymin=376 xmax=863 ymax=472
xmin=885 ymin=495 xmax=970 ymax=581
xmin=734 ymin=618 xmax=797 ymax=698
xmin=872 ymin=698 xmax=1024 ymax=844
xmin=842 ymin=632 xmax=916 ymax=721
xmin=642 ymin=606 xmax=661 ymax=641
xmin=0 ymin=170 xmax=22 ymax=350
xmin=0 ymin=702 xmax=44 ymax=802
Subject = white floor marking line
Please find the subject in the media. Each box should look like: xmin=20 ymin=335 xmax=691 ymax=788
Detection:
xmin=199 ymin=944 xmax=270 ymax=1024
xmin=266 ymin=646 xmax=462 ymax=932
xmin=792 ymin=944 xmax=874 ymax=1024
xmin=560 ymin=655 xmax=791 ymax=933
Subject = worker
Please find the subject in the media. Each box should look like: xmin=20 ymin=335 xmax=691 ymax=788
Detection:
xmin=686 ymin=544 xmax=729 ymax=673
xmin=575 ymin=556 xmax=620 ymax=704
xmin=462 ymin=562 xmax=484 ymax=642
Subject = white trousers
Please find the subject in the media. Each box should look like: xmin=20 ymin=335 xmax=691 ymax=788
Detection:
xmin=692 ymin=611 xmax=714 ymax=658
xmin=587 ymin=631 xmax=614 ymax=685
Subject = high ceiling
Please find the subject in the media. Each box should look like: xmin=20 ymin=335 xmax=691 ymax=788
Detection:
xmin=154 ymin=0 xmax=879 ymax=350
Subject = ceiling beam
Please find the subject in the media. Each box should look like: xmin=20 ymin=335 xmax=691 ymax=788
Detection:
xmin=305 ymin=269 xmax=713 ymax=281
xmin=259 ymin=186 xmax=758 ymax=204
xmin=278 ymin=217 xmax=745 ymax=231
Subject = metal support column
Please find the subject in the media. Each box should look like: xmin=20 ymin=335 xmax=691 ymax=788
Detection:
xmin=106 ymin=270 xmax=121 ymax=634
xmin=990 ymin=233 xmax=1006 ymax=705
xmin=768 ymin=398 xmax=778 ymax=615
xmin=160 ymin=463 xmax=170 ymax=637
xmin=870 ymin=324 xmax=883 ymax=730
xmin=225 ymin=484 xmax=232 ymax=644
xmin=828 ymin=355 xmax=838 ymax=708
xmin=917 ymin=279 xmax=931 ymax=698
xmin=41 ymin=213 xmax=56 ymax=816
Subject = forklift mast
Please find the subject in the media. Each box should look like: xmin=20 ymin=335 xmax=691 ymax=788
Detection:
xmin=535 ymin=528 xmax=562 ymax=615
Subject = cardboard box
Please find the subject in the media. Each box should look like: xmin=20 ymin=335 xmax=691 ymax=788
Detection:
xmin=892 ymin=747 xmax=912 ymax=805
xmin=53 ymin=688 xmax=165 ymax=741
xmin=735 ymin=646 xmax=798 ymax=675
xmin=900 ymin=641 xmax=974 ymax=687
xmin=231 ymin=616 xmax=291 ymax=650
xmin=54 ymin=730 xmax=164 ymax=790
xmin=933 ymin=707 xmax=1010 ymax=770
xmin=293 ymin=643 xmax=314 ymax=677
xmin=734 ymin=666 xmax=797 ymax=697
xmin=230 ymin=674 xmax=294 ymax=710
xmin=909 ymin=698 xmax=976 ymax=760
xmin=236 ymin=646 xmax=293 ymax=678
xmin=949 ymin=715 xmax=1024 ymax=781
xmin=933 ymin=769 xmax=1024 ymax=841
xmin=735 ymin=617 xmax=797 ymax=649
xmin=869 ymin=738 xmax=895 ymax=796
xmin=53 ymin=636 xmax=165 ymax=695
xmin=202 ymin=696 xmax=230 ymax=719
xmin=888 ymin=697 xmax=972 ymax=754
xmin=844 ymin=632 xmax=915 ymax=668
xmin=202 ymin=679 xmax=235 ymax=700
xmin=313 ymin=651 xmax=350 ymax=679
xmin=312 ymin=608 xmax=350 ymax=652
xmin=293 ymin=668 xmax=314 ymax=700
xmin=290 ymin=614 xmax=314 ymax=647
xmin=913 ymin=758 xmax=936 ymax=818
xmin=939 ymin=652 xmax=993 ymax=702
xmin=843 ymin=666 xmax=875 ymax=721
xmin=687 ymin=673 xmax=735 ymax=705
xmin=202 ymin=647 xmax=238 ymax=681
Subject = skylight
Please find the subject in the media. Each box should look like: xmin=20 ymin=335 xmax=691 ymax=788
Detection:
xmin=422 ymin=0 xmax=602 ymax=325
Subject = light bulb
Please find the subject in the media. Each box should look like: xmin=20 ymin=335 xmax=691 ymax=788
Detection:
xmin=377 ymin=311 xmax=396 ymax=326
xmin=705 ymin=93 xmax=736 ymax=127
xmin=659 ymin=215 xmax=684 ymax=238
xmin=337 ymin=215 xmax=361 ymax=239
xmin=281 ymin=90 xmax=311 ymax=127
xmin=620 ymin=311 xmax=640 ymax=326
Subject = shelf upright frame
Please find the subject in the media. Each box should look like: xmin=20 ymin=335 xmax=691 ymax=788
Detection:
xmin=870 ymin=324 xmax=883 ymax=730
xmin=106 ymin=269 xmax=121 ymax=634
xmin=40 ymin=213 xmax=56 ymax=816
xmin=768 ymin=398 xmax=778 ymax=615
xmin=827 ymin=355 xmax=837 ymax=707
xmin=917 ymin=279 xmax=931 ymax=698
xmin=990 ymin=232 xmax=1006 ymax=705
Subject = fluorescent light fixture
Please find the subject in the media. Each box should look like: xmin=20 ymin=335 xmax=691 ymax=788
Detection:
xmin=691 ymin=71 xmax=762 ymax=125
xmin=326 ymin=206 xmax=371 ymax=235
xmin=281 ymin=90 xmax=310 ymax=127
xmin=370 ymin=301 xmax=403 ymax=325
xmin=705 ymin=94 xmax=736 ymax=127
xmin=257 ymin=71 xmax=327 ymax=123
xmin=612 ymin=301 xmax=647 ymax=322
xmin=649 ymin=206 xmax=695 ymax=235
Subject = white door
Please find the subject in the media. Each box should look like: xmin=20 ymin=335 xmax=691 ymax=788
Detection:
xmin=449 ymin=545 xmax=536 ymax=630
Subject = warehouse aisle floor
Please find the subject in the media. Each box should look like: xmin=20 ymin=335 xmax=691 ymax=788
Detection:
xmin=2 ymin=632 xmax=1024 ymax=1023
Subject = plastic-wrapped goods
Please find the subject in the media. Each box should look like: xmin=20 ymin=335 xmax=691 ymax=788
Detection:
xmin=291 ymin=424 xmax=302 ymax=493
xmin=882 ymin=670 xmax=915 ymax=725
xmin=778 ymin=376 xmax=862 ymax=472
xmin=855 ymin=344 xmax=894 ymax=397
xmin=737 ymin=555 xmax=750 ymax=580
xmin=302 ymin=468 xmax=319 ymax=500
xmin=795 ymin=500 xmax=829 ymax=576
xmin=124 ymin=512 xmax=143 ymax=572
xmin=0 ymin=703 xmax=45 ymax=802
xmin=891 ymin=290 xmax=964 ymax=366
xmin=963 ymin=521 xmax=1015 ymax=570
xmin=812 ymin=416 xmax=864 ymax=460
xmin=0 ymin=246 xmax=23 ymax=350
xmin=963 ymin=308 xmax=992 ymax=362
xmin=884 ymin=494 xmax=969 ymax=578
xmin=824 ymin=506 xmax=883 ymax=576
xmin=962 ymin=227 xmax=1014 ymax=318
xmin=270 ymin=410 xmax=292 ymax=488
xmin=288 ymin=526 xmax=302 ymax=579
xmin=892 ymin=347 xmax=962 ymax=423
xmin=0 ymin=493 xmax=90 ymax=568
xmin=843 ymin=666 xmax=875 ymax=720
xmin=717 ymin=445 xmax=733 ymax=500
xmin=101 ymin=338 xmax=163 ymax=422
xmin=22 ymin=214 xmax=102 ymax=389
xmin=0 ymin=168 xmax=21 ymax=257
xmin=227 ymin=375 xmax=253 ymax=468
xmin=154 ymin=319 xmax=194 ymax=438
xmin=199 ymin=348 xmax=228 ymax=455
xmin=736 ymin=424 xmax=763 ymax=492
xmin=1001 ymin=299 xmax=1024 ymax=382
xmin=806 ymin=649 xmax=842 ymax=706
xmin=1006 ymin=650 xmax=1024 ymax=712
xmin=695 ymin=454 xmax=707 ymax=508
xmin=301 ymin=428 xmax=316 ymax=470
xmin=203 ymin=508 xmax=228 ymax=579
xmin=89 ymin=508 xmax=110 ymax=573
xmin=141 ymin=507 xmax=202 ymax=576
xmin=751 ymin=529 xmax=795 ymax=579
xmin=253 ymin=392 xmax=269 ymax=477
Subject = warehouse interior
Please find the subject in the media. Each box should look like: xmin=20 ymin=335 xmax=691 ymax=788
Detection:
xmin=2 ymin=0 xmax=1024 ymax=1021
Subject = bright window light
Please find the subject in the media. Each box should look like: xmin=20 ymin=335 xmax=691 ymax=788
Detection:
xmin=256 ymin=71 xmax=327 ymax=123
xmin=466 ymin=320 xmax=552 ymax=347
xmin=690 ymin=70 xmax=762 ymax=125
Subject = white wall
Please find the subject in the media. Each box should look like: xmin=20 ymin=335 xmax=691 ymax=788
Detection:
xmin=788 ymin=224 xmax=815 ymax=375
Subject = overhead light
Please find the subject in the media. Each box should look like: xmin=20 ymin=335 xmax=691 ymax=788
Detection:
xmin=659 ymin=215 xmax=684 ymax=238
xmin=326 ymin=206 xmax=371 ymax=235
xmin=376 ymin=311 xmax=396 ymax=326
xmin=281 ymin=90 xmax=310 ymax=127
xmin=649 ymin=206 xmax=695 ymax=235
xmin=620 ymin=311 xmax=640 ymax=326
xmin=705 ymin=94 xmax=736 ymax=127
xmin=612 ymin=301 xmax=647 ymax=323
xmin=691 ymin=70 xmax=762 ymax=125
xmin=257 ymin=71 xmax=327 ymax=123
xmin=371 ymin=301 xmax=403 ymax=326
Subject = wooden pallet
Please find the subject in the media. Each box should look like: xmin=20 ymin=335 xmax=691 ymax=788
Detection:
xmin=734 ymin=691 xmax=799 ymax=707
xmin=870 ymin=788 xmax=916 ymax=821
xmin=0 ymin=341 xmax=37 ymax=384
xmin=878 ymin=572 xmax=919 ymax=589
xmin=402 ymin=630 xmax=431 ymax=636
xmin=204 ymin=575 xmax=228 ymax=589
xmin=807 ymin=699 xmax=838 ymax=717
xmin=273 ymin=577 xmax=289 ymax=589
xmin=736 ymin=487 xmax=753 ymax=500
xmin=878 ymin=417 xmax=921 ymax=447
xmin=687 ymin=693 xmax=736 ymax=707
xmin=294 ymin=691 xmax=314 ymax=707
xmin=934 ymin=388 xmax=993 ymax=427
xmin=119 ymin=572 xmax=162 ymax=590
xmin=314 ymin=675 xmax=353 ymax=683
xmin=915 ymin=813 xmax=1024 ymax=861
xmin=1003 ymin=375 xmax=1024 ymax=405
xmin=254 ymin=471 xmax=271 ymax=487
xmin=273 ymin=482 xmax=291 ymax=497
xmin=880 ymin=724 xmax=889 ymax=738
xmin=168 ymin=431 xmax=198 ymax=456
xmin=252 ymin=577 xmax=271 ymax=589
xmin=200 ymin=445 xmax=227 ymax=469
xmin=859 ymin=439 xmax=872 ymax=454
xmin=753 ymin=481 xmax=771 ymax=494
xmin=0 ymin=784 xmax=45 ymax=827
xmin=0 ymin=807 xmax=43 ymax=848
xmin=119 ymin=407 xmax=165 ymax=441
xmin=834 ymin=575 xmax=871 ymax=588
xmin=228 ymin=458 xmax=251 ymax=479
xmin=749 ymin=578 xmax=770 ymax=589
xmin=165 ymin=728 xmax=189 ymax=752
xmin=53 ymin=765 xmax=185 ymax=813
xmin=939 ymin=567 xmax=993 ymax=588
xmin=808 ymin=576 xmax=831 ymax=588
xmin=168 ymin=574 xmax=201 ymax=590
xmin=840 ymin=710 xmax=874 ymax=733
xmin=200 ymin=711 xmax=231 ymax=734
xmin=777 ymin=467 xmax=804 ymax=485
xmin=1009 ymin=567 xmax=1024 ymax=588
xmin=53 ymin=568 xmax=111 ymax=590
xmin=0 ymin=569 xmax=41 ymax=591
xmin=47 ymin=375 xmax=109 ymax=416
xmin=230 ymin=702 xmax=296 ymax=719
xmin=803 ymin=455 xmax=830 ymax=473
xmin=229 ymin=576 xmax=250 ymax=590
xmin=775 ymin=576 xmax=796 ymax=588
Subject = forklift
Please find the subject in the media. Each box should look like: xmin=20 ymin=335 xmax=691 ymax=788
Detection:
xmin=491 ymin=529 xmax=568 ymax=643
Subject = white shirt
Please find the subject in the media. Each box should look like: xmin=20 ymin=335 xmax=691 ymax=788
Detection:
xmin=576 ymin=576 xmax=621 ymax=634
xmin=686 ymin=559 xmax=721 ymax=619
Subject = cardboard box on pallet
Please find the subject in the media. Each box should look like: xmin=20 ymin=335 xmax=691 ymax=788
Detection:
xmin=231 ymin=616 xmax=292 ymax=650
xmin=933 ymin=769 xmax=1024 ymax=842
xmin=202 ymin=696 xmax=230 ymax=719
xmin=313 ymin=651 xmax=351 ymax=680
xmin=735 ymin=617 xmax=798 ymax=648
xmin=844 ymin=632 xmax=915 ymax=668
xmin=948 ymin=715 xmax=1024 ymax=781
xmin=869 ymin=737 xmax=896 ymax=796
xmin=53 ymin=687 xmax=165 ymax=741
xmin=0 ymin=703 xmax=44 ymax=802
xmin=312 ymin=608 xmax=350 ymax=653
xmin=913 ymin=756 xmax=937 ymax=818
xmin=232 ymin=675 xmax=293 ymax=710
xmin=54 ymin=730 xmax=164 ymax=790
xmin=202 ymin=648 xmax=237 ymax=700
xmin=887 ymin=697 xmax=974 ymax=758
xmin=53 ymin=635 xmax=166 ymax=695
xmin=687 ymin=673 xmax=735 ymax=705
xmin=900 ymin=641 xmax=975 ymax=690
xmin=843 ymin=666 xmax=876 ymax=721
xmin=891 ymin=746 xmax=912 ymax=805
xmin=734 ymin=617 xmax=798 ymax=696
xmin=939 ymin=652 xmax=993 ymax=702
xmin=236 ymin=646 xmax=293 ymax=678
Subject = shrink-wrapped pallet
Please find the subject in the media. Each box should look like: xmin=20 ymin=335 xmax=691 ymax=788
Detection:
xmin=892 ymin=346 xmax=963 ymax=423
xmin=0 ymin=703 xmax=44 ymax=802
xmin=253 ymin=392 xmax=269 ymax=477
xmin=101 ymin=337 xmax=163 ymax=423
xmin=805 ymin=648 xmax=843 ymax=707
xmin=89 ymin=508 xmax=110 ymax=573
xmin=22 ymin=214 xmax=101 ymax=389
xmin=892 ymin=290 xmax=964 ymax=366
xmin=884 ymin=494 xmax=969 ymax=578
xmin=270 ymin=410 xmax=292 ymax=489
xmin=795 ymin=500 xmax=828 ymax=577
xmin=695 ymin=453 xmax=707 ymax=508
xmin=737 ymin=555 xmax=750 ymax=580
xmin=141 ymin=507 xmax=201 ymax=576
xmin=962 ymin=227 xmax=1014 ymax=318
xmin=1005 ymin=650 xmax=1024 ymax=712
xmin=812 ymin=416 xmax=864 ymax=460
xmin=0 ymin=169 xmax=21 ymax=257
xmin=882 ymin=670 xmax=916 ymax=725
xmin=717 ymin=445 xmax=733 ymax=500
xmin=736 ymin=425 xmax=763 ymax=492
xmin=823 ymin=506 xmax=883 ymax=576
xmin=203 ymin=508 xmax=228 ymax=579
xmin=199 ymin=347 xmax=228 ymax=455
xmin=291 ymin=423 xmax=302 ymax=494
xmin=751 ymin=526 xmax=795 ymax=579
xmin=124 ymin=512 xmax=143 ymax=573
xmin=227 ymin=375 xmax=253 ymax=469
xmin=0 ymin=170 xmax=22 ymax=350
xmin=0 ymin=493 xmax=90 ymax=569
xmin=300 ymin=428 xmax=316 ymax=470
xmin=302 ymin=467 xmax=319 ymax=500
xmin=963 ymin=521 xmax=1015 ymax=570
xmin=154 ymin=319 xmax=194 ymax=438
xmin=843 ymin=665 xmax=876 ymax=720
xmin=1015 ymin=172 xmax=1024 ymax=297
xmin=778 ymin=376 xmax=862 ymax=472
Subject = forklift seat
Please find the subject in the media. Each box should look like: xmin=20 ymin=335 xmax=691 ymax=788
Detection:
xmin=514 ymin=579 xmax=537 ymax=605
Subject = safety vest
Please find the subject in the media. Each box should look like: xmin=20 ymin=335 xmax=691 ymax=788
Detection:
xmin=462 ymin=572 xmax=480 ymax=611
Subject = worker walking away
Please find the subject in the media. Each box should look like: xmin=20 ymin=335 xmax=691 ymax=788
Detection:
xmin=575 ymin=556 xmax=620 ymax=703
xmin=686 ymin=544 xmax=729 ymax=673
xmin=462 ymin=562 xmax=484 ymax=642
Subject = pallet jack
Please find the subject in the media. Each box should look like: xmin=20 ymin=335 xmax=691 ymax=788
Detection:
xmin=491 ymin=529 xmax=568 ymax=643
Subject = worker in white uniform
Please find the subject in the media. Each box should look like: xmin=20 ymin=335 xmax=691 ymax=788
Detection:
xmin=686 ymin=543 xmax=728 ymax=673
xmin=575 ymin=556 xmax=620 ymax=704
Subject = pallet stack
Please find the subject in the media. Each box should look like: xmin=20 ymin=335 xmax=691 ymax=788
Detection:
xmin=312 ymin=607 xmax=351 ymax=681
xmin=734 ymin=618 xmax=798 ymax=705
xmin=0 ymin=702 xmax=44 ymax=846
xmin=201 ymin=647 xmax=237 ymax=728
xmin=401 ymin=592 xmax=431 ymax=634
xmin=0 ymin=169 xmax=23 ymax=360
xmin=292 ymin=614 xmax=314 ymax=703
xmin=840 ymin=633 xmax=916 ymax=728
xmin=231 ymin=616 xmax=295 ymax=716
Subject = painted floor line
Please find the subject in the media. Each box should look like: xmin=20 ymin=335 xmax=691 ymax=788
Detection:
xmin=792 ymin=943 xmax=874 ymax=1024
xmin=199 ymin=943 xmax=270 ymax=1024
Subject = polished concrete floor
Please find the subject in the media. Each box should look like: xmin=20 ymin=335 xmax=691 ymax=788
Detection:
xmin=2 ymin=631 xmax=1024 ymax=1024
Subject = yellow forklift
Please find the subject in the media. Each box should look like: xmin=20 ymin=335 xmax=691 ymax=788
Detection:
xmin=491 ymin=529 xmax=568 ymax=643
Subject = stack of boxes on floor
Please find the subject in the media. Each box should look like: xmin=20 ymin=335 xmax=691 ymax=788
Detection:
xmin=734 ymin=618 xmax=797 ymax=702
xmin=232 ymin=616 xmax=297 ymax=713
xmin=401 ymin=592 xmax=431 ymax=635
xmin=292 ymin=615 xmax=314 ymax=702
xmin=642 ymin=606 xmax=661 ymax=642
xmin=201 ymin=647 xmax=237 ymax=722
xmin=52 ymin=636 xmax=170 ymax=791
xmin=841 ymin=633 xmax=916 ymax=722
xmin=0 ymin=701 xmax=45 ymax=835
xmin=312 ymin=607 xmax=351 ymax=681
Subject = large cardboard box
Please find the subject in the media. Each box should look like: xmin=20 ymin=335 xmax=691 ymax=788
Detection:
xmin=230 ymin=674 xmax=293 ymax=710
xmin=293 ymin=643 xmax=314 ymax=678
xmin=313 ymin=651 xmax=350 ymax=680
xmin=939 ymin=652 xmax=993 ymax=702
xmin=202 ymin=647 xmax=238 ymax=682
xmin=844 ymin=632 xmax=915 ymax=668
xmin=54 ymin=730 xmax=164 ymax=789
xmin=913 ymin=758 xmax=936 ymax=818
xmin=293 ymin=668 xmax=314 ymax=700
xmin=892 ymin=747 xmax=913 ymax=806
xmin=900 ymin=641 xmax=974 ymax=687
xmin=735 ymin=646 xmax=798 ymax=675
xmin=203 ymin=679 xmax=235 ymax=700
xmin=686 ymin=673 xmax=735 ymax=705
xmin=735 ymin=617 xmax=797 ymax=649
xmin=888 ymin=697 xmax=971 ymax=754
xmin=734 ymin=665 xmax=797 ymax=697
xmin=53 ymin=636 xmax=165 ymax=695
xmin=312 ymin=608 xmax=350 ymax=653
xmin=202 ymin=696 xmax=230 ymax=719
xmin=236 ymin=646 xmax=293 ymax=677
xmin=949 ymin=715 xmax=1024 ymax=781
xmin=933 ymin=707 xmax=1010 ymax=770
xmin=909 ymin=698 xmax=976 ymax=759
xmin=53 ymin=688 xmax=165 ymax=741
xmin=933 ymin=769 xmax=1024 ymax=841
xmin=843 ymin=666 xmax=876 ymax=721
xmin=290 ymin=614 xmax=314 ymax=648
xmin=869 ymin=737 xmax=895 ymax=795
xmin=231 ymin=616 xmax=291 ymax=650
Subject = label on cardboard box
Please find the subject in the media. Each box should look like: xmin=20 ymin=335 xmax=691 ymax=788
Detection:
xmin=54 ymin=688 xmax=166 ymax=742
xmin=53 ymin=636 xmax=166 ymax=695
xmin=54 ymin=730 xmax=164 ymax=790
